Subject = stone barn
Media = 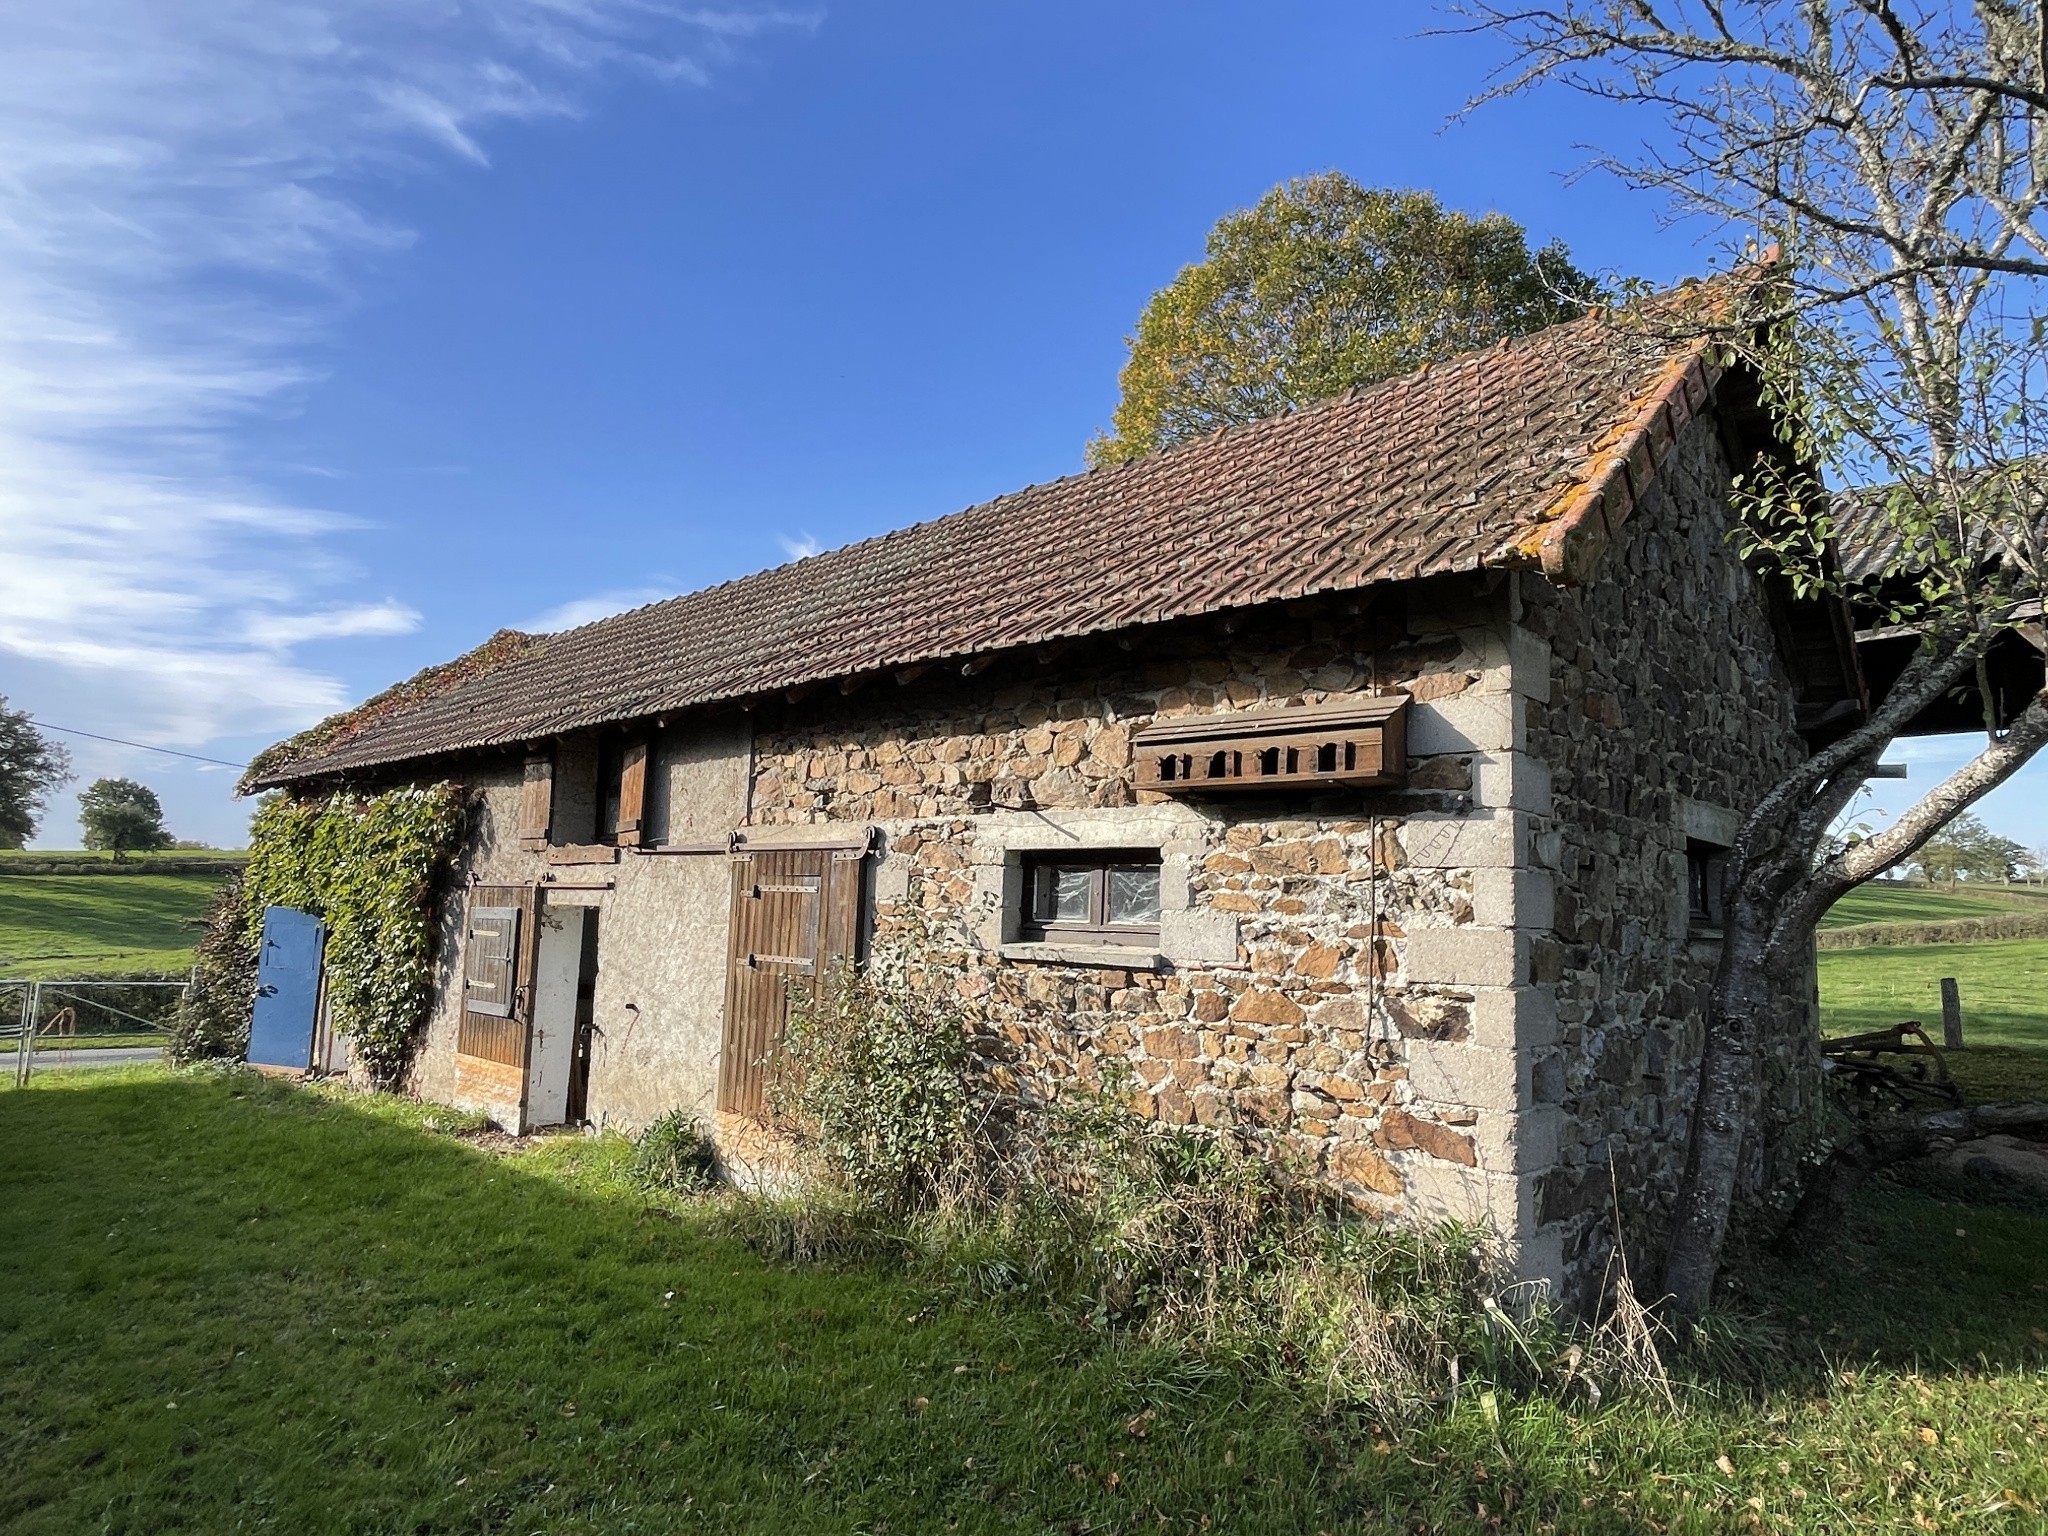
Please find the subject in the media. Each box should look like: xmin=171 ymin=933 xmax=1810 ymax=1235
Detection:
xmin=246 ymin=286 xmax=1868 ymax=1306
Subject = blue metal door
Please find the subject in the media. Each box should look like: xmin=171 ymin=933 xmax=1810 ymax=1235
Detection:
xmin=249 ymin=905 xmax=325 ymax=1072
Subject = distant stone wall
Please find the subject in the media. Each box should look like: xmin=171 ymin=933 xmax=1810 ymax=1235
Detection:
xmin=1518 ymin=412 xmax=1820 ymax=1302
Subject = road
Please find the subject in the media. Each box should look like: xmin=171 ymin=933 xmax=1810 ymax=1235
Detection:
xmin=17 ymin=1046 xmax=165 ymax=1070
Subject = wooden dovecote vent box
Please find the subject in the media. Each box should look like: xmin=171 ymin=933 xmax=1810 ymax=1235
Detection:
xmin=1131 ymin=695 xmax=1408 ymax=795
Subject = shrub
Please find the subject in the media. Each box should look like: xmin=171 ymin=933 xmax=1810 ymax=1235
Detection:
xmin=629 ymin=1109 xmax=719 ymax=1194
xmin=1815 ymin=911 xmax=2048 ymax=948
xmin=769 ymin=927 xmax=974 ymax=1216
xmin=170 ymin=871 xmax=257 ymax=1065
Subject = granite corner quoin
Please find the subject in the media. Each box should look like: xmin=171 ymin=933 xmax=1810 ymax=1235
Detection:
xmin=243 ymin=271 xmax=1871 ymax=1314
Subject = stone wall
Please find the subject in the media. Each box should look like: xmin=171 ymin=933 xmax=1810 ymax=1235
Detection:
xmin=743 ymin=585 xmax=1548 ymax=1261
xmin=1517 ymin=413 xmax=1820 ymax=1301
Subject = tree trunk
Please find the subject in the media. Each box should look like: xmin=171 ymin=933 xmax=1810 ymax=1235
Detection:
xmin=1659 ymin=920 xmax=1778 ymax=1317
xmin=1778 ymin=1103 xmax=2048 ymax=1254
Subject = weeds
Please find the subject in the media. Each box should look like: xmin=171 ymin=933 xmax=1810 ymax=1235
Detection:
xmin=168 ymin=871 xmax=254 ymax=1065
xmin=731 ymin=927 xmax=1680 ymax=1428
xmin=628 ymin=1108 xmax=718 ymax=1194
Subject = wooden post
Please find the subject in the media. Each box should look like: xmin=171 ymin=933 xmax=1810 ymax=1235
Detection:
xmin=1940 ymin=976 xmax=1965 ymax=1050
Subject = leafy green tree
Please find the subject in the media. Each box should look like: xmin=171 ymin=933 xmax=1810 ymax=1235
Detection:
xmin=1087 ymin=174 xmax=1599 ymax=465
xmin=1913 ymin=814 xmax=2027 ymax=887
xmin=0 ymin=697 xmax=72 ymax=849
xmin=78 ymin=777 xmax=176 ymax=859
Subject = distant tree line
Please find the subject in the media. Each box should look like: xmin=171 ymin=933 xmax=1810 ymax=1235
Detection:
xmin=1905 ymin=813 xmax=2032 ymax=887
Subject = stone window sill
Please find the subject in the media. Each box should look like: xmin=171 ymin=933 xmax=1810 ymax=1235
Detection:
xmin=999 ymin=942 xmax=1166 ymax=971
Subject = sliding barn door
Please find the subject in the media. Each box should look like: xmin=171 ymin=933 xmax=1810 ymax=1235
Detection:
xmin=718 ymin=847 xmax=864 ymax=1116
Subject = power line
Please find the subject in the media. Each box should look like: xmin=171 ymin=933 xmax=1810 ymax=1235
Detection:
xmin=27 ymin=719 xmax=248 ymax=770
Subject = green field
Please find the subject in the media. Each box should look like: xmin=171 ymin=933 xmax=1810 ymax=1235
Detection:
xmin=0 ymin=871 xmax=226 ymax=979
xmin=1819 ymin=937 xmax=2048 ymax=1101
xmin=1819 ymin=882 xmax=2048 ymax=929
xmin=1819 ymin=938 xmax=2048 ymax=1046
xmin=3 ymin=1067 xmax=2045 ymax=1535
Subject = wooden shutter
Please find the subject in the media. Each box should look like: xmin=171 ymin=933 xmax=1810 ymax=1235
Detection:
xmin=464 ymin=906 xmax=519 ymax=1017
xmin=718 ymin=846 xmax=866 ymax=1116
xmin=457 ymin=884 xmax=537 ymax=1068
xmin=615 ymin=740 xmax=649 ymax=847
xmin=519 ymin=753 xmax=553 ymax=850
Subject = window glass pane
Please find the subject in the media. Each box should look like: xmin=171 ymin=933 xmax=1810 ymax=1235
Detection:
xmin=1106 ymin=866 xmax=1161 ymax=925
xmin=1034 ymin=865 xmax=1093 ymax=923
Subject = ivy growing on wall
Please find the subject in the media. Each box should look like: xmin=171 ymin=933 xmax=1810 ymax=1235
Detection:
xmin=241 ymin=784 xmax=469 ymax=1084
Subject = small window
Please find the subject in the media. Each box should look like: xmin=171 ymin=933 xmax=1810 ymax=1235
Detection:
xmin=1686 ymin=839 xmax=1729 ymax=933
xmin=1020 ymin=851 xmax=1162 ymax=948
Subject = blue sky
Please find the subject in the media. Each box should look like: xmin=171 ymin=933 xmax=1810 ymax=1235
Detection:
xmin=1 ymin=1 xmax=2041 ymax=854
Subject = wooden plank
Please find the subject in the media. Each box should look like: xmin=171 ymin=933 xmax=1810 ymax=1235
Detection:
xmin=821 ymin=846 xmax=866 ymax=967
xmin=1941 ymin=976 xmax=1965 ymax=1050
xmin=1133 ymin=697 xmax=1408 ymax=795
xmin=546 ymin=844 xmax=620 ymax=866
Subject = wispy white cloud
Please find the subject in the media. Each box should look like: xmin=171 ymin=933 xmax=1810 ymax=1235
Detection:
xmin=780 ymin=532 xmax=823 ymax=560
xmin=0 ymin=1 xmax=811 ymax=750
xmin=518 ymin=587 xmax=676 ymax=634
xmin=243 ymin=602 xmax=421 ymax=649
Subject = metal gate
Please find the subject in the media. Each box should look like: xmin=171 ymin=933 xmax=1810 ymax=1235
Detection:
xmin=5 ymin=979 xmax=187 ymax=1086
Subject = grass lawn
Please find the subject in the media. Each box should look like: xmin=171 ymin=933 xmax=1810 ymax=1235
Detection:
xmin=0 ymin=871 xmax=226 ymax=979
xmin=4 ymin=1067 xmax=2046 ymax=1534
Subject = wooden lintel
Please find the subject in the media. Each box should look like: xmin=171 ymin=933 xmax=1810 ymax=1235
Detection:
xmin=545 ymin=844 xmax=620 ymax=866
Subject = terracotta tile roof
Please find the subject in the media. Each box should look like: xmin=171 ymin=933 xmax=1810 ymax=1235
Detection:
xmin=1832 ymin=479 xmax=2048 ymax=585
xmin=248 ymin=282 xmax=1745 ymax=789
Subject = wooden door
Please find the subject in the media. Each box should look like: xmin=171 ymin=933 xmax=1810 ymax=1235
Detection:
xmin=718 ymin=847 xmax=864 ymax=1116
xmin=457 ymin=884 xmax=538 ymax=1073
